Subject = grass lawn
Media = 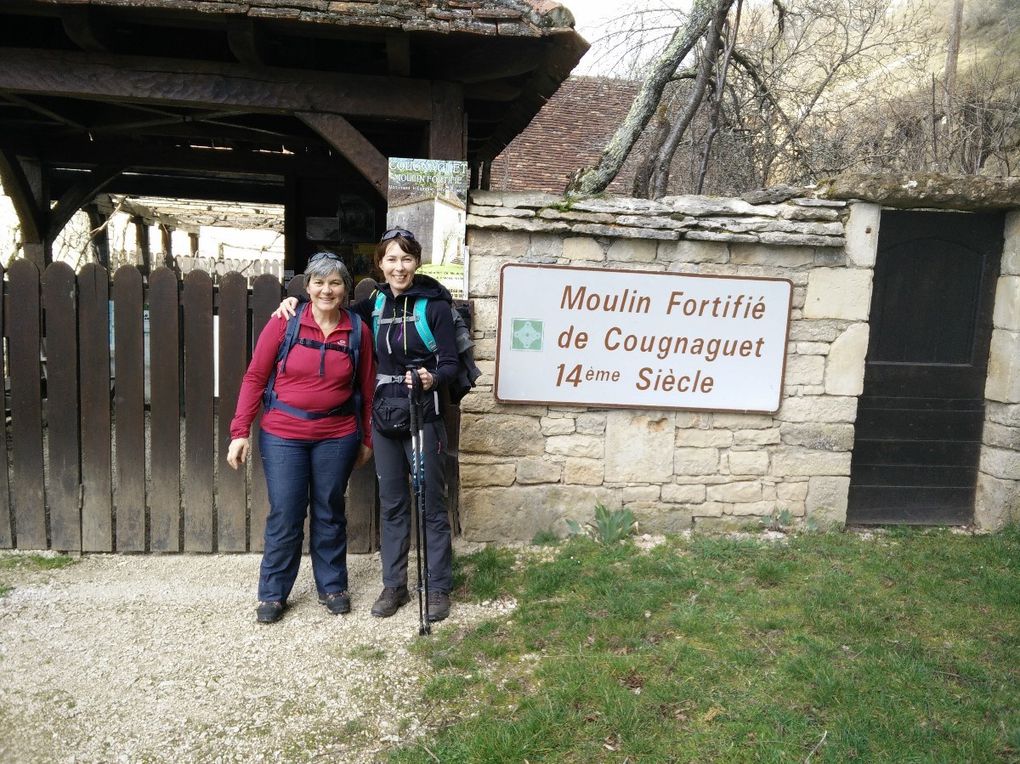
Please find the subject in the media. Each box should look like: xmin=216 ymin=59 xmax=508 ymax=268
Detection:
xmin=394 ymin=527 xmax=1019 ymax=763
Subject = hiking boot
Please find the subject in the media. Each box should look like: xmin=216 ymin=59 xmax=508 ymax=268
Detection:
xmin=370 ymin=586 xmax=410 ymax=618
xmin=319 ymin=591 xmax=351 ymax=615
xmin=426 ymin=591 xmax=451 ymax=623
xmin=256 ymin=601 xmax=285 ymax=624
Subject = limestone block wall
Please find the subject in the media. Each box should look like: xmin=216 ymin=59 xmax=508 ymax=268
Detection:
xmin=979 ymin=210 xmax=1020 ymax=529
xmin=460 ymin=191 xmax=878 ymax=541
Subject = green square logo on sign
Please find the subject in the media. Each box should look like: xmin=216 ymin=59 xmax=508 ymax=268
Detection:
xmin=511 ymin=319 xmax=543 ymax=351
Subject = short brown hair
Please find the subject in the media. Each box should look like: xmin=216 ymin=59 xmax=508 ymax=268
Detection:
xmin=373 ymin=232 xmax=422 ymax=272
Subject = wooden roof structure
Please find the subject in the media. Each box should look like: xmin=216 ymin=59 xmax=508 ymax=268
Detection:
xmin=0 ymin=0 xmax=587 ymax=268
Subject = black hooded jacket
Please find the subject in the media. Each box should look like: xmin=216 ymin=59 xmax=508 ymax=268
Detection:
xmin=353 ymin=274 xmax=458 ymax=421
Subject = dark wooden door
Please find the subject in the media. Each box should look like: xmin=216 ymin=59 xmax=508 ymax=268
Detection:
xmin=848 ymin=211 xmax=1003 ymax=525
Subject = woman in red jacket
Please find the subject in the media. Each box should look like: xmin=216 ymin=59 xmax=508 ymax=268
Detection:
xmin=227 ymin=252 xmax=375 ymax=624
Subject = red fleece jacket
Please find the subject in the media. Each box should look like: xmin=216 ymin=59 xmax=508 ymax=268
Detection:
xmin=229 ymin=308 xmax=374 ymax=446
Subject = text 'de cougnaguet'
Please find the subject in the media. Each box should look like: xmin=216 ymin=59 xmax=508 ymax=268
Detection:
xmin=496 ymin=265 xmax=793 ymax=414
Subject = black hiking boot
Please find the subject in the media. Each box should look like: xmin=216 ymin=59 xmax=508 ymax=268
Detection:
xmin=426 ymin=591 xmax=451 ymax=623
xmin=370 ymin=586 xmax=410 ymax=617
xmin=256 ymin=601 xmax=285 ymax=624
xmin=318 ymin=591 xmax=351 ymax=615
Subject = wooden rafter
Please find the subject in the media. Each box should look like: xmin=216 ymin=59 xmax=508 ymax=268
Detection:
xmin=60 ymin=7 xmax=112 ymax=53
xmin=0 ymin=48 xmax=433 ymax=121
xmin=297 ymin=112 xmax=388 ymax=198
xmin=47 ymin=164 xmax=124 ymax=242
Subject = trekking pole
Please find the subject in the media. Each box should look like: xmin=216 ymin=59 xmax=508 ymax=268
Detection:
xmin=408 ymin=365 xmax=431 ymax=636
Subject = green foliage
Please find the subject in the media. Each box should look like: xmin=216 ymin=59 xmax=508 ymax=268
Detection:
xmin=760 ymin=507 xmax=794 ymax=531
xmin=565 ymin=504 xmax=637 ymax=545
xmin=530 ymin=529 xmax=560 ymax=546
xmin=453 ymin=546 xmax=516 ymax=601
xmin=394 ymin=529 xmax=1020 ymax=763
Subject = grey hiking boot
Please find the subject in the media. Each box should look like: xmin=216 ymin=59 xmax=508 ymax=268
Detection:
xmin=426 ymin=591 xmax=451 ymax=623
xmin=370 ymin=586 xmax=410 ymax=617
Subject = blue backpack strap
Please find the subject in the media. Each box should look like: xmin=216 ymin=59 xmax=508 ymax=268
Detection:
xmin=263 ymin=302 xmax=306 ymax=411
xmin=346 ymin=308 xmax=363 ymax=441
xmin=371 ymin=290 xmax=385 ymax=343
xmin=413 ymin=297 xmax=437 ymax=353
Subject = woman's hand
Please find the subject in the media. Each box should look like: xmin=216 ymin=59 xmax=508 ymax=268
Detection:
xmin=227 ymin=437 xmax=249 ymax=469
xmin=354 ymin=444 xmax=373 ymax=468
xmin=404 ymin=367 xmax=434 ymax=391
xmin=272 ymin=297 xmax=299 ymax=320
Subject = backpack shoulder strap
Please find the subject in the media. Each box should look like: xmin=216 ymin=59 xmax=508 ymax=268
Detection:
xmin=371 ymin=290 xmax=385 ymax=341
xmin=413 ymin=297 xmax=437 ymax=353
xmin=346 ymin=307 xmax=363 ymax=441
xmin=263 ymin=302 xmax=305 ymax=409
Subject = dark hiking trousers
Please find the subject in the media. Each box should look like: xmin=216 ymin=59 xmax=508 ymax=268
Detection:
xmin=257 ymin=430 xmax=360 ymax=603
xmin=373 ymin=418 xmax=453 ymax=594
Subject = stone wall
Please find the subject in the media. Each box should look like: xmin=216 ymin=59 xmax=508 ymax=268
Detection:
xmin=460 ymin=191 xmax=879 ymax=541
xmin=978 ymin=210 xmax=1020 ymax=529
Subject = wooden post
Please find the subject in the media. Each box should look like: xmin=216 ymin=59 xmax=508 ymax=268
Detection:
xmin=429 ymin=81 xmax=466 ymax=160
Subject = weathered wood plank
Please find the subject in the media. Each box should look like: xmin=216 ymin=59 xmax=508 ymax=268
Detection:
xmin=78 ymin=264 xmax=113 ymax=552
xmin=217 ymin=272 xmax=248 ymax=552
xmin=148 ymin=268 xmax=181 ymax=552
xmin=8 ymin=260 xmax=46 ymax=549
xmin=248 ymin=275 xmax=281 ymax=551
xmin=0 ymin=48 xmax=432 ymax=121
xmin=0 ymin=266 xmax=12 ymax=548
xmin=113 ymin=266 xmax=146 ymax=551
xmin=42 ymin=262 xmax=81 ymax=552
xmin=297 ymin=112 xmax=388 ymax=198
xmin=183 ymin=270 xmax=215 ymax=551
xmin=347 ymin=457 xmax=377 ymax=554
xmin=429 ymin=81 xmax=466 ymax=160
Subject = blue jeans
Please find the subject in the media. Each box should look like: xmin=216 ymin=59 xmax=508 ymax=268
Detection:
xmin=257 ymin=430 xmax=360 ymax=603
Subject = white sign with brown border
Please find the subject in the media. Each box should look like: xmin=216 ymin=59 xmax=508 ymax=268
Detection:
xmin=495 ymin=264 xmax=793 ymax=414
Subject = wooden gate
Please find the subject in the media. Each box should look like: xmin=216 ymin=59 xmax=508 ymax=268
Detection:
xmin=0 ymin=263 xmax=378 ymax=553
xmin=848 ymin=211 xmax=1004 ymax=524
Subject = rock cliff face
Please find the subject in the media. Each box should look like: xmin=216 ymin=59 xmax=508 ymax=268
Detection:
xmin=817 ymin=173 xmax=1020 ymax=211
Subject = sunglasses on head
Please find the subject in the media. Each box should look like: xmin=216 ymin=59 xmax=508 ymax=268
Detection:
xmin=309 ymin=251 xmax=343 ymax=264
xmin=380 ymin=228 xmax=416 ymax=242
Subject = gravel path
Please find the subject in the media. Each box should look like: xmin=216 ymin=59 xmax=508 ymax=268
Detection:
xmin=0 ymin=549 xmax=511 ymax=763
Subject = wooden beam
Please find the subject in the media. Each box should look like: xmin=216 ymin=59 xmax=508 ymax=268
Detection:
xmin=386 ymin=33 xmax=411 ymax=77
xmin=226 ymin=17 xmax=265 ymax=67
xmin=0 ymin=48 xmax=433 ymax=121
xmin=429 ymin=81 xmax=465 ymax=161
xmin=432 ymin=42 xmax=544 ymax=85
xmin=47 ymin=164 xmax=124 ymax=243
xmin=1 ymin=93 xmax=87 ymax=130
xmin=60 ymin=7 xmax=112 ymax=53
xmin=297 ymin=112 xmax=388 ymax=198
xmin=0 ymin=149 xmax=45 ymax=244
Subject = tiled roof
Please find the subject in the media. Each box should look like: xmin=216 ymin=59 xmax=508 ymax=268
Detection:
xmin=489 ymin=76 xmax=644 ymax=194
xmin=32 ymin=0 xmax=577 ymax=37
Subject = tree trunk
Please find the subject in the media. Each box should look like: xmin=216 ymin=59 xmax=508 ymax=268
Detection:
xmin=649 ymin=0 xmax=732 ymax=198
xmin=565 ymin=0 xmax=729 ymax=196
xmin=941 ymin=0 xmax=964 ymax=169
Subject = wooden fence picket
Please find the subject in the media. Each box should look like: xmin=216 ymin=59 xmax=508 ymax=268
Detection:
xmin=248 ymin=274 xmax=281 ymax=552
xmin=78 ymin=264 xmax=113 ymax=552
xmin=42 ymin=263 xmax=81 ymax=552
xmin=183 ymin=270 xmax=215 ymax=551
xmin=8 ymin=260 xmax=46 ymax=550
xmin=113 ymin=266 xmax=146 ymax=551
xmin=148 ymin=268 xmax=181 ymax=552
xmin=217 ymin=272 xmax=248 ymax=551
xmin=0 ymin=265 xmax=11 ymax=549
